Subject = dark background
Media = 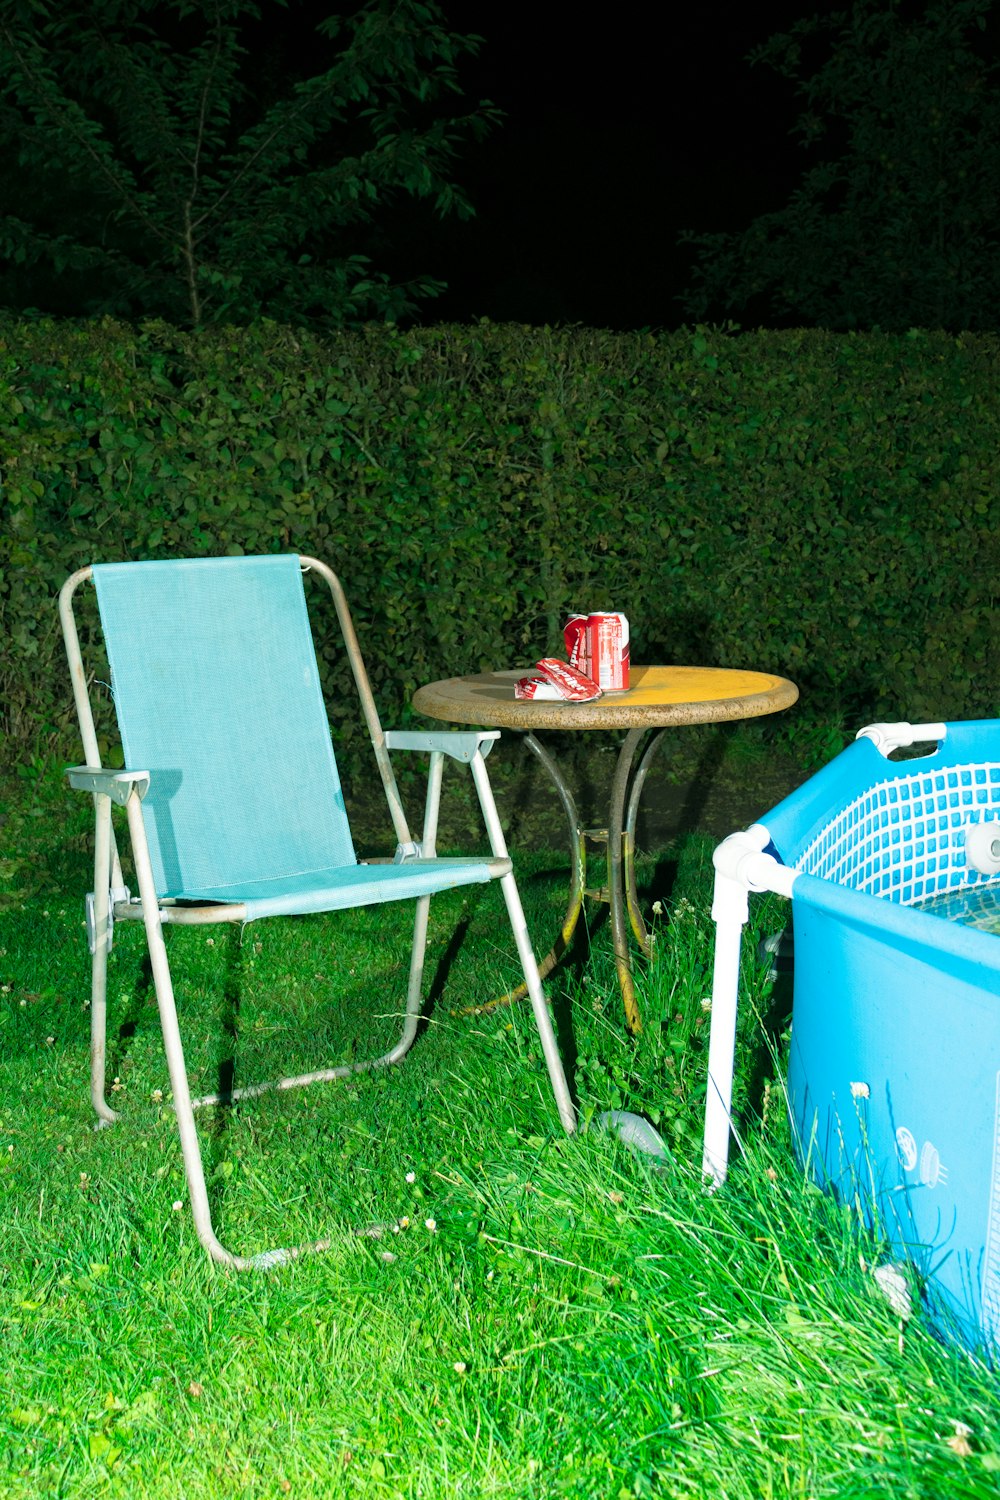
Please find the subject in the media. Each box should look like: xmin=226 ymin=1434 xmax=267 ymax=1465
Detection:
xmin=374 ymin=0 xmax=832 ymax=329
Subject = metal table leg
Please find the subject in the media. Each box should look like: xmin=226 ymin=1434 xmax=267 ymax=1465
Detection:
xmin=471 ymin=727 xmax=667 ymax=1033
xmin=624 ymin=728 xmax=668 ymax=959
xmin=608 ymin=728 xmax=648 ymax=1034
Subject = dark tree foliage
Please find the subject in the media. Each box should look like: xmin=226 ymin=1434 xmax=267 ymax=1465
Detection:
xmin=680 ymin=0 xmax=1000 ymax=330
xmin=0 ymin=0 xmax=497 ymax=328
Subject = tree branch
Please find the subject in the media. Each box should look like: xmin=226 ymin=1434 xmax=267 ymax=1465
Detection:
xmin=182 ymin=201 xmax=201 ymax=328
xmin=0 ymin=21 xmax=178 ymax=254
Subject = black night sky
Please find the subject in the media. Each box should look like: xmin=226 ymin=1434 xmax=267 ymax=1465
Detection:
xmin=379 ymin=0 xmax=832 ymax=330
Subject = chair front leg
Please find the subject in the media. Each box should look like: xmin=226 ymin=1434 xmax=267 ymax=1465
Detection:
xmin=468 ymin=752 xmax=577 ymax=1135
xmin=124 ymin=791 xmax=254 ymax=1269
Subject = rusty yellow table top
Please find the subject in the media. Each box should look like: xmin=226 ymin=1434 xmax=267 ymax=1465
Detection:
xmin=412 ymin=665 xmax=798 ymax=732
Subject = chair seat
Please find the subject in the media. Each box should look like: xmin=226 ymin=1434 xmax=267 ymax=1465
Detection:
xmin=164 ymin=856 xmax=505 ymax=921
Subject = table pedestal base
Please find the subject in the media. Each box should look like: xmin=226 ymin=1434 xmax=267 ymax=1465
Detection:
xmin=465 ymin=729 xmax=668 ymax=1033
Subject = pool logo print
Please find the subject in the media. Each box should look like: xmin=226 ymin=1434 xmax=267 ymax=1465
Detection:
xmin=895 ymin=1126 xmax=948 ymax=1187
xmin=895 ymin=1127 xmax=918 ymax=1172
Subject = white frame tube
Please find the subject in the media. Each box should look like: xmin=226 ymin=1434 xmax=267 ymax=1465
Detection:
xmin=702 ymin=828 xmax=798 ymax=1186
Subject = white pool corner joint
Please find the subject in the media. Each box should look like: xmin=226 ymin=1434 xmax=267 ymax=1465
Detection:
xmin=702 ymin=827 xmax=799 ymax=1190
xmin=855 ymin=721 xmax=948 ymax=756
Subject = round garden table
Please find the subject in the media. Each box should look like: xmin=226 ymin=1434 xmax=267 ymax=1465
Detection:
xmin=411 ymin=665 xmax=798 ymax=1032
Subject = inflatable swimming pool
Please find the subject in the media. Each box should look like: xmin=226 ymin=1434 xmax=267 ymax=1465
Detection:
xmin=703 ymin=720 xmax=1000 ymax=1352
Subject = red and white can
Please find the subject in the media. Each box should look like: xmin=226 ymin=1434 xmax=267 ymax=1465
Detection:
xmin=564 ymin=615 xmax=591 ymax=677
xmin=564 ymin=612 xmax=630 ymax=691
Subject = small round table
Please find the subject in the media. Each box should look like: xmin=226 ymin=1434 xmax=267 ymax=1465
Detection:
xmin=412 ymin=665 xmax=798 ymax=1031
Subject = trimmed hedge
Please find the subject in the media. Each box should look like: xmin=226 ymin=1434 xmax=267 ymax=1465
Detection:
xmin=2 ymin=317 xmax=997 ymax=769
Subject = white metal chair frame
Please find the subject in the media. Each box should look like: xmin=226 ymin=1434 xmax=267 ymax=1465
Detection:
xmin=60 ymin=555 xmax=576 ymax=1269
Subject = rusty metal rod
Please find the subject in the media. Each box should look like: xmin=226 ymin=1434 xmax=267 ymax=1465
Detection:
xmin=608 ymin=727 xmax=647 ymax=1033
xmin=624 ymin=728 xmax=668 ymax=957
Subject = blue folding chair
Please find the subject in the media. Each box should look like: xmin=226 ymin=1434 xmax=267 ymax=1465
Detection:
xmin=60 ymin=554 xmax=576 ymax=1268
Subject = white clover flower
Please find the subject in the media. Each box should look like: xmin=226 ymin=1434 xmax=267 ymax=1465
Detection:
xmin=405 ymin=1171 xmax=416 ymax=1184
xmin=424 ymin=1218 xmax=437 ymax=1232
xmin=453 ymin=1361 xmax=467 ymax=1375
xmin=172 ymin=1200 xmax=183 ymax=1212
xmin=873 ymin=1262 xmax=912 ymax=1321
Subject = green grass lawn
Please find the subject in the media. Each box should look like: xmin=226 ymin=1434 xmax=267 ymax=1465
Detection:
xmin=2 ymin=765 xmax=999 ymax=1498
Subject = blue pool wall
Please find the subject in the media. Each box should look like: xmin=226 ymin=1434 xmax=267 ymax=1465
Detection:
xmin=758 ymin=720 xmax=1000 ymax=1352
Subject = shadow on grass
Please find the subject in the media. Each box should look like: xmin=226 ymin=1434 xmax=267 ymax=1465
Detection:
xmin=423 ymin=911 xmax=472 ymax=1026
xmin=742 ymin=935 xmax=795 ymax=1131
xmin=110 ymin=950 xmax=153 ymax=1065
xmin=216 ymin=926 xmax=243 ymax=1106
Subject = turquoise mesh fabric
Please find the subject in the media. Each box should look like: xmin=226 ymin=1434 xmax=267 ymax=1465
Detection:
xmin=92 ymin=556 xmax=494 ymax=918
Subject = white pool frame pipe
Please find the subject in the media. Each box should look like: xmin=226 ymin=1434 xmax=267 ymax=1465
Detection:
xmin=701 ymin=720 xmax=949 ymax=1188
xmin=702 ymin=827 xmax=798 ymax=1186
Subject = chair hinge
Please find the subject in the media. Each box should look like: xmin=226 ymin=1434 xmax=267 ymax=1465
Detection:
xmin=393 ymin=841 xmax=423 ymax=863
xmin=85 ymin=887 xmax=130 ymax=956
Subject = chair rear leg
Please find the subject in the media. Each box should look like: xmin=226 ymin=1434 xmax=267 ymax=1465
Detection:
xmin=89 ymin=792 xmax=117 ymax=1126
xmin=382 ymin=893 xmax=430 ymax=1066
xmin=379 ymin=751 xmax=440 ymax=1067
xmin=189 ymin=892 xmax=432 ymax=1111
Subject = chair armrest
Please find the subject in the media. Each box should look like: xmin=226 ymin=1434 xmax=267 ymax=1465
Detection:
xmin=66 ymin=766 xmax=151 ymax=805
xmin=384 ymin=730 xmax=500 ymax=763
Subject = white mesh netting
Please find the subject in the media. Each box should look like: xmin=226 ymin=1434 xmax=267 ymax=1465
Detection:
xmin=795 ymin=761 xmax=1000 ymax=906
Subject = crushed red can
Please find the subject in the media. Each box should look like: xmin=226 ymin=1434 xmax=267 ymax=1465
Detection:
xmin=564 ymin=612 xmax=630 ymax=692
xmin=514 ymin=658 xmax=603 ymax=702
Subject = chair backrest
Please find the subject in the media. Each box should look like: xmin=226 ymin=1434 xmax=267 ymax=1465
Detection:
xmin=92 ymin=555 xmax=357 ymax=898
